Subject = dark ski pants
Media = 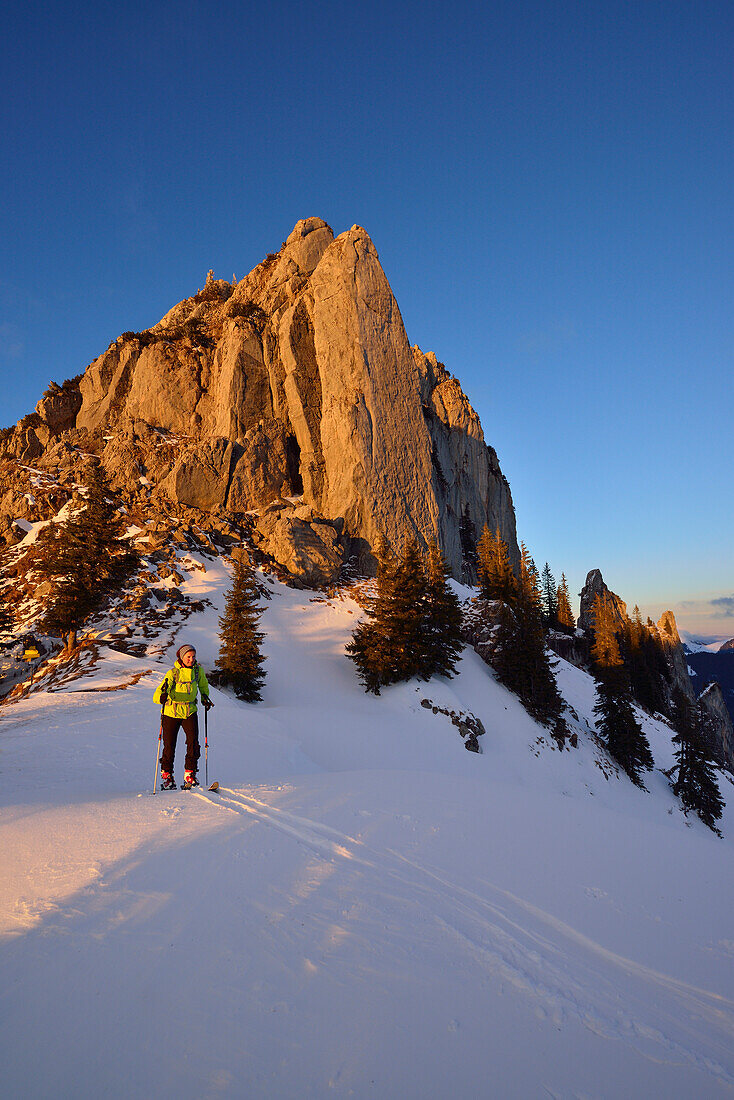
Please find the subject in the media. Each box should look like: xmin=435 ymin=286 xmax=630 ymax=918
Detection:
xmin=160 ymin=714 xmax=200 ymax=775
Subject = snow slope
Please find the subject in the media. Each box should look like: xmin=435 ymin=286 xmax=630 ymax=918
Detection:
xmin=1 ymin=558 xmax=733 ymax=1099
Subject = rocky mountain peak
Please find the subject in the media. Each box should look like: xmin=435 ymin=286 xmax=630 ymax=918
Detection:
xmin=657 ymin=609 xmax=682 ymax=648
xmin=578 ymin=569 xmax=627 ymax=632
xmin=652 ymin=607 xmax=698 ymax=706
xmin=0 ymin=218 xmax=518 ymax=585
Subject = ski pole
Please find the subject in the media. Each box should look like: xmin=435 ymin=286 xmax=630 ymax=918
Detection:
xmin=153 ymin=696 xmax=165 ymax=795
xmin=204 ymin=704 xmax=209 ymax=788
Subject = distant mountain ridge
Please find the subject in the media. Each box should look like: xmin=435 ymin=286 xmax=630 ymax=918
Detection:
xmin=686 ymin=649 xmax=734 ymax=727
xmin=681 ymin=634 xmax=732 ymax=655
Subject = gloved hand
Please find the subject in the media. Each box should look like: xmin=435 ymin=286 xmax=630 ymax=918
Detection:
xmin=202 ymin=695 xmax=214 ymax=710
xmin=160 ymin=682 xmax=168 ymax=704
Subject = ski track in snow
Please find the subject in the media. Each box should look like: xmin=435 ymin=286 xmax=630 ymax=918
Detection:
xmin=193 ymin=785 xmax=734 ymax=1088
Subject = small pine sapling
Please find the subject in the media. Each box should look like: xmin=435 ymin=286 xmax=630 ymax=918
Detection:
xmin=216 ymin=552 xmax=267 ymax=702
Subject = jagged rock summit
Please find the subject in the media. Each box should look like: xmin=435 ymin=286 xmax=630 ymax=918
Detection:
xmin=578 ymin=568 xmax=628 ymax=633
xmin=1 ymin=217 xmax=518 ymax=583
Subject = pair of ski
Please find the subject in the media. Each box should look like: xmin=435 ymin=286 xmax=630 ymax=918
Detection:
xmin=161 ymin=780 xmax=219 ymax=792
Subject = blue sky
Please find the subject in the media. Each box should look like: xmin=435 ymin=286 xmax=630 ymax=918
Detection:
xmin=2 ymin=0 xmax=732 ymax=635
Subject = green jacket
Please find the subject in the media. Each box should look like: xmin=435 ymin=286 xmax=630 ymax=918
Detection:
xmin=154 ymin=661 xmax=210 ymax=719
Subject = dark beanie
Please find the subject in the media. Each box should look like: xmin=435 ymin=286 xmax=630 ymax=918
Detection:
xmin=177 ymin=644 xmax=196 ymax=662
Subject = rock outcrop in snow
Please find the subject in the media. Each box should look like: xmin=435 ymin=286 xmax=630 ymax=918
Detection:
xmin=0 ymin=218 xmax=518 ymax=583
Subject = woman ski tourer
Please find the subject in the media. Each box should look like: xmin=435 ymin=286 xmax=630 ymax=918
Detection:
xmin=154 ymin=644 xmax=213 ymax=790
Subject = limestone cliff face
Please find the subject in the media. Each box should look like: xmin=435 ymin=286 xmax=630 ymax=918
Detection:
xmin=2 ymin=218 xmax=518 ymax=577
xmin=698 ymin=682 xmax=734 ymax=771
xmin=656 ymin=609 xmax=697 ymax=704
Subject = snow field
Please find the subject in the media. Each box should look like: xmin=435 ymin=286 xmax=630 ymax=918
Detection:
xmin=1 ymin=556 xmax=733 ymax=1098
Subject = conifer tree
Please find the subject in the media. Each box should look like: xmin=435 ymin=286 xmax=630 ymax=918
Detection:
xmin=391 ymin=539 xmax=431 ymax=681
xmin=671 ymin=687 xmax=724 ymax=834
xmin=459 ymin=505 xmax=477 ymax=580
xmin=516 ymin=547 xmax=567 ymax=739
xmin=37 ymin=463 xmax=135 ymax=650
xmin=556 ymin=573 xmax=575 ymax=633
xmin=347 ymin=537 xmax=463 ymax=693
xmin=422 ymin=539 xmax=464 ymax=679
xmin=476 ymin=526 xmax=497 ymax=600
xmin=216 ymin=551 xmax=266 ymax=702
xmin=476 ymin=526 xmax=517 ymax=604
xmin=591 ymin=593 xmax=654 ymax=787
xmin=526 ymin=554 xmax=540 ymax=595
xmin=541 ymin=563 xmax=558 ymax=627
xmin=0 ymin=592 xmax=14 ymax=637
xmin=619 ymin=607 xmax=669 ymax=717
xmin=346 ymin=536 xmax=397 ymax=694
xmin=38 ymin=517 xmax=95 ymax=650
xmin=489 ymin=544 xmax=568 ymax=743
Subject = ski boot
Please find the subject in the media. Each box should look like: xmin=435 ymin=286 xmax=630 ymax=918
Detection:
xmin=160 ymin=771 xmax=176 ymax=791
xmin=181 ymin=770 xmax=200 ymax=790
